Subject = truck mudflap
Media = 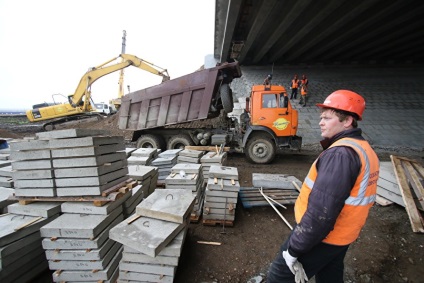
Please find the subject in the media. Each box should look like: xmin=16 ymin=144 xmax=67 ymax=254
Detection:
xmin=289 ymin=135 xmax=302 ymax=150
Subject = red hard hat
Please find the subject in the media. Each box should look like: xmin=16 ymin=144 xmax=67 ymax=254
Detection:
xmin=316 ymin=90 xmax=365 ymax=120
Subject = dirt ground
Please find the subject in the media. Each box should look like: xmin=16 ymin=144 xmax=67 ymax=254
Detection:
xmin=1 ymin=115 xmax=423 ymax=283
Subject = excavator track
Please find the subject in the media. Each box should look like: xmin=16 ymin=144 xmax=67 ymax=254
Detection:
xmin=42 ymin=113 xmax=106 ymax=131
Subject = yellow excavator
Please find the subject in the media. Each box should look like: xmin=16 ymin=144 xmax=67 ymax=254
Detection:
xmin=26 ymin=53 xmax=170 ymax=131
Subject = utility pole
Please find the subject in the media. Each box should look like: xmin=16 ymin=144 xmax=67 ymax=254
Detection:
xmin=118 ymin=30 xmax=127 ymax=99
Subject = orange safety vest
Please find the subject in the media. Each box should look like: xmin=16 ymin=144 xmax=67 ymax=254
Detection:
xmin=291 ymin=79 xmax=299 ymax=88
xmin=301 ymin=85 xmax=307 ymax=96
xmin=294 ymin=138 xmax=380 ymax=245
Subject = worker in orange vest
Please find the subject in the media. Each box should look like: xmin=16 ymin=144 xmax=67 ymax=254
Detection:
xmin=289 ymin=74 xmax=300 ymax=100
xmin=299 ymin=74 xmax=308 ymax=106
xmin=267 ymin=90 xmax=380 ymax=283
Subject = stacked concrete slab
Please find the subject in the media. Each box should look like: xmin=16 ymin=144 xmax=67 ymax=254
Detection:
xmin=0 ymin=187 xmax=15 ymax=213
xmin=177 ymin=149 xmax=205 ymax=164
xmin=200 ymin=151 xmax=228 ymax=180
xmin=152 ymin=150 xmax=179 ymax=181
xmin=0 ymin=202 xmax=61 ymax=282
xmin=9 ymin=129 xmax=129 ymax=197
xmin=110 ymin=188 xmax=195 ymax=282
xmin=41 ymin=203 xmax=124 ymax=282
xmin=0 ymin=160 xmax=13 ymax=188
xmin=167 ymin=163 xmax=206 ymax=221
xmin=203 ymin=165 xmax=240 ymax=223
xmin=127 ymin=148 xmax=158 ymax=166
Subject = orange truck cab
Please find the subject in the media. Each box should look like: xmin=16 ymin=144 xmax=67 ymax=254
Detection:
xmin=241 ymin=84 xmax=302 ymax=163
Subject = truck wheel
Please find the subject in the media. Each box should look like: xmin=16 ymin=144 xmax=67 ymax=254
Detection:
xmin=137 ymin=134 xmax=164 ymax=149
xmin=167 ymin=134 xmax=194 ymax=150
xmin=220 ymin=84 xmax=234 ymax=113
xmin=245 ymin=136 xmax=276 ymax=164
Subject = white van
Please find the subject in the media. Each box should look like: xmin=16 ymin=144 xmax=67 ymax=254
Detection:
xmin=94 ymin=102 xmax=112 ymax=115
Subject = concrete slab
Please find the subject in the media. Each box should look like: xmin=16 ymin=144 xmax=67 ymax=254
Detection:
xmin=14 ymin=187 xmax=57 ymax=197
xmin=171 ymin=163 xmax=202 ymax=174
xmin=51 ymin=143 xmax=125 ymax=158
xmin=9 ymin=148 xmax=51 ymax=161
xmin=131 ymin=148 xmax=157 ymax=158
xmin=0 ymin=214 xmax=58 ymax=246
xmin=51 ymin=247 xmax=122 ymax=282
xmin=179 ymin=149 xmax=205 ymax=158
xmin=0 ymin=165 xmax=13 ymax=177
xmin=165 ymin=173 xmax=200 ymax=185
xmin=205 ymin=188 xmax=238 ymax=198
xmin=177 ymin=156 xmax=200 ymax=163
xmin=45 ymin=237 xmax=115 ymax=261
xmin=40 ymin=206 xmax=122 ymax=238
xmin=135 ymin=189 xmax=195 ymax=224
xmin=11 ymin=159 xmax=52 ymax=170
xmin=0 ymin=154 xmax=9 ymax=161
xmin=0 ymin=231 xmax=40 ymax=258
xmin=122 ymin=251 xmax=179 ymax=266
xmin=127 ymin=165 xmax=157 ymax=181
xmin=61 ymin=189 xmax=131 ymax=215
xmin=205 ymin=195 xmax=237 ymax=203
xmin=52 ymin=152 xmax=126 ymax=168
xmin=0 ymin=176 xmax=13 ymax=187
xmin=208 ymin=165 xmax=238 ymax=180
xmin=36 ymin=129 xmax=111 ymax=140
xmin=7 ymin=202 xmax=62 ymax=217
xmin=123 ymin=227 xmax=187 ymax=257
xmin=0 ymin=249 xmax=46 ymax=282
xmin=118 ymin=270 xmax=173 ymax=283
xmin=1 ymin=239 xmax=43 ymax=268
xmin=0 ymin=187 xmax=15 ymax=208
xmin=200 ymin=152 xmax=227 ymax=163
xmin=202 ymin=212 xmax=235 ymax=221
xmin=127 ymin=155 xmax=152 ymax=165
xmin=0 ymin=160 xmax=11 ymax=168
xmin=123 ymin=147 xmax=137 ymax=158
xmin=5 ymin=257 xmax=48 ymax=283
xmin=42 ymin=215 xmax=123 ymax=250
xmin=204 ymin=201 xmax=237 ymax=210
xmin=119 ymin=261 xmax=176 ymax=276
xmin=109 ymin=215 xmax=185 ymax=257
xmin=60 ymin=265 xmax=119 ymax=283
xmin=54 ymin=159 xmax=127 ymax=178
xmin=14 ymin=178 xmax=55 ymax=188
xmin=12 ymin=168 xmax=54 ymax=180
xmin=252 ymin=173 xmax=302 ymax=189
xmin=8 ymin=139 xmax=50 ymax=151
xmin=48 ymin=241 xmax=121 ymax=270
xmin=56 ymin=175 xmax=129 ymax=196
xmin=207 ymin=178 xmax=241 ymax=191
xmin=55 ymin=168 xmax=128 ymax=187
xmin=49 ymin=136 xmax=124 ymax=149
xmin=151 ymin=156 xmax=177 ymax=166
xmin=158 ymin=149 xmax=182 ymax=158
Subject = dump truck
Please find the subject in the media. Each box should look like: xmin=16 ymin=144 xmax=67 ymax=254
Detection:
xmin=118 ymin=62 xmax=302 ymax=164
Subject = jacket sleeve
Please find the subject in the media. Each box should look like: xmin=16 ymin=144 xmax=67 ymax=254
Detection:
xmin=288 ymin=146 xmax=360 ymax=257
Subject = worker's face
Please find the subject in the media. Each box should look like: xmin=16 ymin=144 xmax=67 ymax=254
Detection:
xmin=319 ymin=109 xmax=352 ymax=139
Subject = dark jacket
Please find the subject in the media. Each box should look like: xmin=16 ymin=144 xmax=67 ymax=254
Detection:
xmin=288 ymin=128 xmax=363 ymax=257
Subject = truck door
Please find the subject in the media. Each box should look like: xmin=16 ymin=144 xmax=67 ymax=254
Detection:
xmin=252 ymin=93 xmax=292 ymax=137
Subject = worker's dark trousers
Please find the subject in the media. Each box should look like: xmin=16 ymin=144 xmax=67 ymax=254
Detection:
xmin=290 ymin=88 xmax=298 ymax=99
xmin=266 ymin=235 xmax=349 ymax=283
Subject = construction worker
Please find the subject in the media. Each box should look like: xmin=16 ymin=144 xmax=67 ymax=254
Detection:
xmin=267 ymin=90 xmax=380 ymax=283
xmin=299 ymin=75 xmax=308 ymax=106
xmin=289 ymin=74 xmax=300 ymax=100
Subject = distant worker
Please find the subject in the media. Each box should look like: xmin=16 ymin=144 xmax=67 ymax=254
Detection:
xmin=289 ymin=74 xmax=300 ymax=100
xmin=299 ymin=74 xmax=309 ymax=107
xmin=266 ymin=90 xmax=380 ymax=283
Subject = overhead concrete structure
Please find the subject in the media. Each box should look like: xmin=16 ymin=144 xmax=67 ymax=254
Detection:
xmin=215 ymin=0 xmax=424 ymax=65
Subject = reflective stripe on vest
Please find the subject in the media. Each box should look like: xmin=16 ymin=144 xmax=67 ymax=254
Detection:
xmin=294 ymin=138 xmax=380 ymax=245
xmin=292 ymin=79 xmax=299 ymax=88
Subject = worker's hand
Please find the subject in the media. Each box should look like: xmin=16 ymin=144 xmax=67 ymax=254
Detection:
xmin=282 ymin=250 xmax=309 ymax=283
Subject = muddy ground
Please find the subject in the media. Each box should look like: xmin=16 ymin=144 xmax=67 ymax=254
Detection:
xmin=1 ymin=115 xmax=423 ymax=283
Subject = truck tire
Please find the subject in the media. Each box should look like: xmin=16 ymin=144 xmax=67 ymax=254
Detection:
xmin=220 ymin=84 xmax=234 ymax=113
xmin=245 ymin=136 xmax=276 ymax=164
xmin=137 ymin=134 xmax=164 ymax=149
xmin=167 ymin=134 xmax=194 ymax=150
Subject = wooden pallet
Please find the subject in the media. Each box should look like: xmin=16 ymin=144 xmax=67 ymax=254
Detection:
xmin=390 ymin=155 xmax=424 ymax=233
xmin=202 ymin=219 xmax=234 ymax=227
xmin=9 ymin=178 xmax=136 ymax=207
xmin=238 ymin=187 xmax=298 ymax=208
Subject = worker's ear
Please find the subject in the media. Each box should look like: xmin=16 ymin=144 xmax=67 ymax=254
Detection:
xmin=344 ymin=115 xmax=354 ymax=128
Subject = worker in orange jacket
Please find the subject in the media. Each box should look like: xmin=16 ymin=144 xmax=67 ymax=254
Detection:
xmin=267 ymin=90 xmax=380 ymax=283
xmin=299 ymin=75 xmax=308 ymax=106
xmin=289 ymin=74 xmax=300 ymax=100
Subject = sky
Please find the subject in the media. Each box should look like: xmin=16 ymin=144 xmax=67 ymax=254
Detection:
xmin=0 ymin=0 xmax=215 ymax=110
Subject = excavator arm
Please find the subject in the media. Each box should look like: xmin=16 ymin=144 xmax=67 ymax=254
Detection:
xmin=69 ymin=54 xmax=170 ymax=111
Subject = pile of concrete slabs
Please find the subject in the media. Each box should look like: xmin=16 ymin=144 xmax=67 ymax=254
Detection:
xmin=200 ymin=151 xmax=227 ymax=180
